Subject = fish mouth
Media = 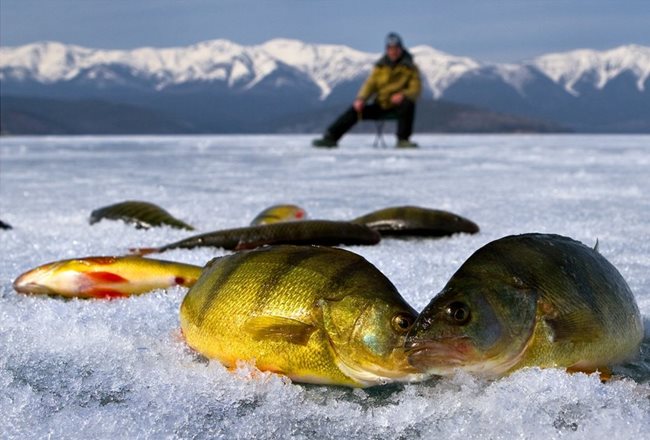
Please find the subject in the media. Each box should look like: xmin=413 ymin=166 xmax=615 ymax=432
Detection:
xmin=13 ymin=268 xmax=58 ymax=295
xmin=327 ymin=333 xmax=427 ymax=386
xmin=13 ymin=278 xmax=53 ymax=295
xmin=335 ymin=353 xmax=429 ymax=386
xmin=404 ymin=338 xmax=473 ymax=373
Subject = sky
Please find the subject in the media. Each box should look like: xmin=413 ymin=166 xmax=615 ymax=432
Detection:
xmin=1 ymin=0 xmax=649 ymax=62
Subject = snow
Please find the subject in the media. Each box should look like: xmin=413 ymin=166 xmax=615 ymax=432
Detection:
xmin=0 ymin=39 xmax=281 ymax=89
xmin=410 ymin=45 xmax=480 ymax=98
xmin=491 ymin=64 xmax=536 ymax=96
xmin=1 ymin=134 xmax=649 ymax=439
xmin=260 ymin=38 xmax=375 ymax=99
xmin=533 ymin=45 xmax=650 ymax=95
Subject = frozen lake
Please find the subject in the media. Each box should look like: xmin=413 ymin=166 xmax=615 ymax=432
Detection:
xmin=1 ymin=134 xmax=649 ymax=439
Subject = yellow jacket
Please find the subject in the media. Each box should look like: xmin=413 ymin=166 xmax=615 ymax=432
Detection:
xmin=357 ymin=51 xmax=421 ymax=109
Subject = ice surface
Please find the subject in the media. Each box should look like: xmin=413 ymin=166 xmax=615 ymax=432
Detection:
xmin=1 ymin=134 xmax=649 ymax=439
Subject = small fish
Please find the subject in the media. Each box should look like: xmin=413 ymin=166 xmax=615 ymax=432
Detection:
xmin=250 ymin=204 xmax=307 ymax=226
xmin=180 ymin=245 xmax=428 ymax=387
xmin=132 ymin=220 xmax=381 ymax=255
xmin=0 ymin=219 xmax=12 ymax=230
xmin=405 ymin=233 xmax=644 ymax=377
xmin=13 ymin=255 xmax=202 ymax=299
xmin=90 ymin=200 xmax=195 ymax=230
xmin=351 ymin=206 xmax=479 ymax=237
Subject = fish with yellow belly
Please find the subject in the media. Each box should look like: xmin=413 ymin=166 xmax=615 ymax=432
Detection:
xmin=13 ymin=256 xmax=202 ymax=299
xmin=179 ymin=245 xmax=428 ymax=387
xmin=250 ymin=204 xmax=307 ymax=226
xmin=405 ymin=233 xmax=644 ymax=378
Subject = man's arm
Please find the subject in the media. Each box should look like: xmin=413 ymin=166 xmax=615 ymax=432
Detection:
xmin=356 ymin=68 xmax=379 ymax=102
xmin=402 ymin=66 xmax=422 ymax=102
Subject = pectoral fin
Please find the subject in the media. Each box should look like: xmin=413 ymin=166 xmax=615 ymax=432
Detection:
xmin=543 ymin=306 xmax=603 ymax=344
xmin=85 ymin=271 xmax=128 ymax=283
xmin=129 ymin=247 xmax=159 ymax=256
xmin=567 ymin=364 xmax=612 ymax=382
xmin=245 ymin=316 xmax=316 ymax=346
xmin=234 ymin=241 xmax=256 ymax=251
xmin=234 ymin=239 xmax=266 ymax=251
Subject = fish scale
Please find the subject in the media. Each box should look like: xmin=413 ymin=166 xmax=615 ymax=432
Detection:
xmin=250 ymin=204 xmax=307 ymax=226
xmin=180 ymin=245 xmax=427 ymax=387
xmin=133 ymin=220 xmax=381 ymax=254
xmin=252 ymin=248 xmax=323 ymax=315
xmin=405 ymin=233 xmax=644 ymax=377
xmin=90 ymin=200 xmax=195 ymax=230
xmin=183 ymin=251 xmax=341 ymax=381
xmin=351 ymin=205 xmax=479 ymax=236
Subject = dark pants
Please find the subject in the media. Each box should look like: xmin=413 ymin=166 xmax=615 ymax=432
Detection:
xmin=325 ymin=99 xmax=416 ymax=141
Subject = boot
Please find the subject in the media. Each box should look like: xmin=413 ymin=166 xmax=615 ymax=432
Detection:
xmin=396 ymin=139 xmax=418 ymax=148
xmin=312 ymin=136 xmax=338 ymax=148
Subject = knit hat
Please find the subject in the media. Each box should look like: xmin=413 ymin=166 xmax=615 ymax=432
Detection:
xmin=385 ymin=32 xmax=403 ymax=48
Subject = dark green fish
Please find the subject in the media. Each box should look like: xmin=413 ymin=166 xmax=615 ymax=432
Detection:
xmin=405 ymin=233 xmax=644 ymax=378
xmin=132 ymin=220 xmax=381 ymax=255
xmin=90 ymin=200 xmax=195 ymax=230
xmin=351 ymin=206 xmax=479 ymax=237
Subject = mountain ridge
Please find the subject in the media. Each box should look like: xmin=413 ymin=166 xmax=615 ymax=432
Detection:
xmin=3 ymin=39 xmax=648 ymax=98
xmin=1 ymin=39 xmax=648 ymax=133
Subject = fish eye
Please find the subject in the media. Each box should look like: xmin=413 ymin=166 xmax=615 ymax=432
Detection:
xmin=391 ymin=313 xmax=414 ymax=333
xmin=445 ymin=302 xmax=471 ymax=325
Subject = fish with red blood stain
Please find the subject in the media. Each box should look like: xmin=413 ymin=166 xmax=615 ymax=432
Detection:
xmin=249 ymin=204 xmax=308 ymax=226
xmin=13 ymin=255 xmax=202 ymax=299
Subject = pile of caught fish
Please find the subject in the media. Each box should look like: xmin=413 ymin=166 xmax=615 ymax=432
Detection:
xmin=11 ymin=200 xmax=644 ymax=387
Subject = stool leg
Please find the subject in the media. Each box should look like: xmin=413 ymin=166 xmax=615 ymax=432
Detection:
xmin=374 ymin=121 xmax=386 ymax=148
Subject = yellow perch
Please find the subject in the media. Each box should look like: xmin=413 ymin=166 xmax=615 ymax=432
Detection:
xmin=405 ymin=233 xmax=644 ymax=378
xmin=13 ymin=255 xmax=202 ymax=299
xmin=90 ymin=200 xmax=195 ymax=230
xmin=250 ymin=204 xmax=307 ymax=225
xmin=180 ymin=245 xmax=428 ymax=387
xmin=352 ymin=205 xmax=479 ymax=237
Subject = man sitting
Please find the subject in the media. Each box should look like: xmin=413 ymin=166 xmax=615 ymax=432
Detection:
xmin=313 ymin=32 xmax=421 ymax=148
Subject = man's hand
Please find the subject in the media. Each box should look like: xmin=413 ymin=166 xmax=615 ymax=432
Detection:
xmin=353 ymin=99 xmax=365 ymax=112
xmin=390 ymin=93 xmax=404 ymax=105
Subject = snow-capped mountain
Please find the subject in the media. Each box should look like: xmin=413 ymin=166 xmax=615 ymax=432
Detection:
xmin=532 ymin=44 xmax=650 ymax=96
xmin=1 ymin=39 xmax=648 ymax=132
xmin=0 ymin=40 xmax=285 ymax=90
xmin=259 ymin=39 xmax=375 ymax=99
xmin=2 ymin=39 xmax=648 ymax=97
